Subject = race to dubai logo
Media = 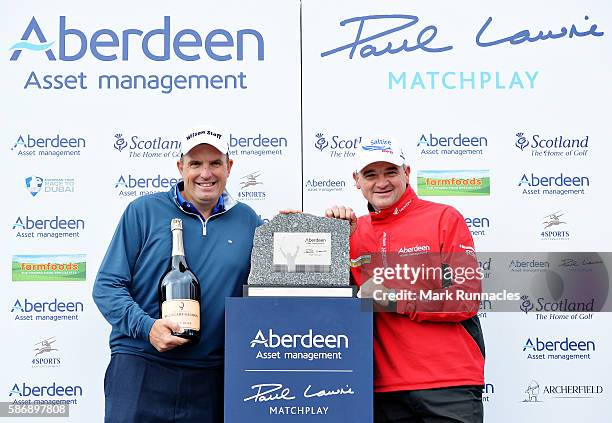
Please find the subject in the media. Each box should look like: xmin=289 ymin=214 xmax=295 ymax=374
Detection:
xmin=25 ymin=176 xmax=44 ymax=197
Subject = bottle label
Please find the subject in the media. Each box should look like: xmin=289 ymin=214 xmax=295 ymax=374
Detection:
xmin=161 ymin=299 xmax=200 ymax=331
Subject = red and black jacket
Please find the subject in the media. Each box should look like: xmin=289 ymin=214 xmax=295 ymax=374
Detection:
xmin=350 ymin=185 xmax=485 ymax=392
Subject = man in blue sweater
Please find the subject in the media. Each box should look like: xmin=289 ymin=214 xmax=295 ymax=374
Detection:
xmin=93 ymin=125 xmax=262 ymax=423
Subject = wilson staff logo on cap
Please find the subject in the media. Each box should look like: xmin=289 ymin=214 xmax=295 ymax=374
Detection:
xmin=182 ymin=125 xmax=229 ymax=155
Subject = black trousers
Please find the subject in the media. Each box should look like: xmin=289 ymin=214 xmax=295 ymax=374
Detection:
xmin=104 ymin=353 xmax=223 ymax=423
xmin=375 ymin=386 xmax=484 ymax=423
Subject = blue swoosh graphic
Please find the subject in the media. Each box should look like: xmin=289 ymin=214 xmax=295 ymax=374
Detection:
xmin=10 ymin=41 xmax=54 ymax=51
xmin=362 ymin=145 xmax=389 ymax=151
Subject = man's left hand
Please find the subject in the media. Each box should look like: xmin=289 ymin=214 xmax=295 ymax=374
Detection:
xmin=357 ymin=277 xmax=392 ymax=307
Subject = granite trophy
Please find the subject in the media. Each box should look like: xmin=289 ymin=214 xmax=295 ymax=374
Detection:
xmin=246 ymin=213 xmax=352 ymax=296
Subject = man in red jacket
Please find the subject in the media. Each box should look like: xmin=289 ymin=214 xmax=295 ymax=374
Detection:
xmin=326 ymin=137 xmax=485 ymax=423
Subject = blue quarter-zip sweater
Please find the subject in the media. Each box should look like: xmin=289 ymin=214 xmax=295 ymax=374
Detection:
xmin=93 ymin=182 xmax=262 ymax=368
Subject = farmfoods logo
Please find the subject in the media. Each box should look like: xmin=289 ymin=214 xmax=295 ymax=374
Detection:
xmin=113 ymin=133 xmax=181 ymax=159
xmin=418 ymin=133 xmax=487 ymax=156
xmin=24 ymin=175 xmax=75 ymax=197
xmin=114 ymin=174 xmax=180 ymax=198
xmin=11 ymin=298 xmax=84 ymax=322
xmin=515 ymin=132 xmax=589 ymax=157
xmin=250 ymin=329 xmax=349 ymax=349
xmin=13 ymin=215 xmax=85 ymax=239
xmin=313 ymin=132 xmax=361 ymax=158
xmin=522 ymin=337 xmax=595 ymax=361
xmin=12 ymin=254 xmax=86 ymax=282
xmin=237 ymin=171 xmax=266 ymax=201
xmin=11 ymin=134 xmax=85 ymax=157
xmin=518 ymin=172 xmax=589 ymax=196
xmin=10 ymin=16 xmax=264 ymax=62
xmin=417 ymin=170 xmax=490 ymax=196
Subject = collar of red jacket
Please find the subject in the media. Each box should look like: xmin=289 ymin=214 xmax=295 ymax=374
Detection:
xmin=368 ymin=184 xmax=418 ymax=223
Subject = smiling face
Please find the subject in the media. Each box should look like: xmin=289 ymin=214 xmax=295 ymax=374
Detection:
xmin=177 ymin=143 xmax=233 ymax=217
xmin=354 ymin=161 xmax=410 ymax=211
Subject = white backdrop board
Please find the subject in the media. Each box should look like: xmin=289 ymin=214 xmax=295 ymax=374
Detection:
xmin=2 ymin=0 xmax=611 ymax=421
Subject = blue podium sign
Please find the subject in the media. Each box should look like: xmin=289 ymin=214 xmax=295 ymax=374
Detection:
xmin=225 ymin=297 xmax=373 ymax=422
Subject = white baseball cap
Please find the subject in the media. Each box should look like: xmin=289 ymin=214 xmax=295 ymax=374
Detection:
xmin=182 ymin=125 xmax=229 ymax=156
xmin=355 ymin=136 xmax=406 ymax=173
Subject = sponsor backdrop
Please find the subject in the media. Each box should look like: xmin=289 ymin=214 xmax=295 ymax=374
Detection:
xmin=2 ymin=0 xmax=611 ymax=421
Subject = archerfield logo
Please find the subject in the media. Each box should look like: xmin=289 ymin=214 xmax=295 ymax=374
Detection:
xmin=515 ymin=132 xmax=589 ymax=157
xmin=10 ymin=16 xmax=264 ymax=62
xmin=522 ymin=379 xmax=603 ymax=403
xmin=250 ymin=329 xmax=349 ymax=349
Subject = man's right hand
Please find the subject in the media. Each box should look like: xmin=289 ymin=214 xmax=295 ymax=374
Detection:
xmin=149 ymin=319 xmax=190 ymax=352
xmin=325 ymin=205 xmax=357 ymax=236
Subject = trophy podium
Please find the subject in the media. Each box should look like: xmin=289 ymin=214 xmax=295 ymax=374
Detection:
xmin=225 ymin=214 xmax=373 ymax=422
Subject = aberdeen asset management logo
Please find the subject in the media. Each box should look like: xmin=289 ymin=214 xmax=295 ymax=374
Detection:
xmin=250 ymin=329 xmax=349 ymax=349
xmin=10 ymin=16 xmax=264 ymax=62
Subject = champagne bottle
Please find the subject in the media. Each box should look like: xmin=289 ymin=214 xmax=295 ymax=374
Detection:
xmin=158 ymin=218 xmax=201 ymax=343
